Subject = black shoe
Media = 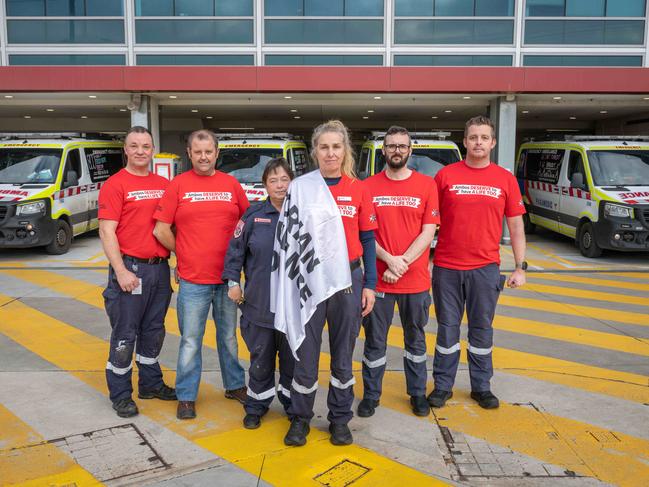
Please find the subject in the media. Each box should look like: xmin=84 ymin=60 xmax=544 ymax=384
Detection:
xmin=427 ymin=389 xmax=453 ymax=408
xmin=471 ymin=390 xmax=500 ymax=409
xmin=224 ymin=387 xmax=247 ymax=405
xmin=112 ymin=398 xmax=138 ymax=418
xmin=243 ymin=413 xmax=261 ymax=429
xmin=284 ymin=418 xmax=310 ymax=446
xmin=177 ymin=401 xmax=196 ymax=420
xmin=329 ymin=423 xmax=353 ymax=446
xmin=357 ymin=398 xmax=379 ymax=418
xmin=138 ymin=383 xmax=177 ymax=401
xmin=410 ymin=395 xmax=430 ymax=417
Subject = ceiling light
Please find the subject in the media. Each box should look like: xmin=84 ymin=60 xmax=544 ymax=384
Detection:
xmin=219 ymin=127 xmax=254 ymax=130
xmin=46 ymin=108 xmax=55 ymax=112
xmin=290 ymin=109 xmax=298 ymax=112
xmin=362 ymin=116 xmax=369 ymax=119
xmin=88 ymin=95 xmax=97 ymax=99
xmin=644 ymin=97 xmax=649 ymax=100
xmin=522 ymin=110 xmax=529 ymax=114
xmin=293 ymin=116 xmax=301 ymax=119
xmin=206 ymin=116 xmax=213 ymax=119
xmin=367 ymin=110 xmax=374 ymax=113
xmin=373 ymin=96 xmax=382 ymax=100
xmin=569 ymin=116 xmax=577 ymax=120
xmin=600 ymin=110 xmax=608 ymax=114
xmin=462 ymin=96 xmax=471 ymax=100
xmin=119 ymin=108 xmax=127 ymax=112
xmin=81 ymin=115 xmax=88 ymax=119
xmin=553 ymin=96 xmax=562 ymax=100
xmin=284 ymin=96 xmax=292 ymax=99
xmin=168 ymin=95 xmax=177 ymax=99
xmin=23 ymin=115 xmax=31 ymax=119
xmin=444 ymin=110 xmax=452 ymax=113
xmin=191 ymin=109 xmax=198 ymax=113
xmin=4 ymin=95 xmax=14 ymax=99
xmin=431 ymin=116 xmax=438 ymax=119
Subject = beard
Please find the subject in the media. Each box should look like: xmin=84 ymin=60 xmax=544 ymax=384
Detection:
xmin=386 ymin=153 xmax=409 ymax=169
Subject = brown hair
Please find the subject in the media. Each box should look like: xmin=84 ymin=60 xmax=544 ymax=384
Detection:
xmin=262 ymin=157 xmax=294 ymax=184
xmin=464 ymin=115 xmax=496 ymax=139
xmin=310 ymin=120 xmax=356 ymax=178
xmin=186 ymin=129 xmax=219 ymax=149
xmin=383 ymin=125 xmax=411 ymax=145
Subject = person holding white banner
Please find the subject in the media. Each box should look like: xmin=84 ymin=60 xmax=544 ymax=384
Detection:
xmin=274 ymin=120 xmax=378 ymax=447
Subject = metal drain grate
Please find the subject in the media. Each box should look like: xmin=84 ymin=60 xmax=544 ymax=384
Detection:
xmin=50 ymin=423 xmax=169 ymax=482
xmin=314 ymin=460 xmax=371 ymax=487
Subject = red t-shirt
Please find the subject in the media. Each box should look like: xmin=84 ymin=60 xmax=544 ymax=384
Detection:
xmin=365 ymin=170 xmax=440 ymax=293
xmin=434 ymin=161 xmax=525 ymax=270
xmin=98 ymin=168 xmax=170 ymax=259
xmin=154 ymin=170 xmax=249 ymax=284
xmin=328 ymin=175 xmax=378 ymax=261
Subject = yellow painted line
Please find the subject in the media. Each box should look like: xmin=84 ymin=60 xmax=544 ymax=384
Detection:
xmin=527 ymin=243 xmax=590 ymax=269
xmin=524 ymin=281 xmax=649 ymax=307
xmin=527 ymin=273 xmax=649 ymax=293
xmin=0 ymin=403 xmax=101 ymax=486
xmin=0 ymin=294 xmax=445 ymax=486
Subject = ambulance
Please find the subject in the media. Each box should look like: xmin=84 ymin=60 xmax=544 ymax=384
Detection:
xmin=357 ymin=131 xmax=462 ymax=179
xmin=516 ymin=136 xmax=649 ymax=257
xmin=0 ymin=133 xmax=124 ymax=254
xmin=215 ymin=133 xmax=309 ymax=202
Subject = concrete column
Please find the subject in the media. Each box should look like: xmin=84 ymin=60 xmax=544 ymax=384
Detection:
xmin=490 ymin=95 xmax=518 ymax=243
xmin=129 ymin=94 xmax=161 ymax=154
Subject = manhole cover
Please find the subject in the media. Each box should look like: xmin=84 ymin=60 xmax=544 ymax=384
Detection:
xmin=314 ymin=460 xmax=370 ymax=487
xmin=50 ymin=423 xmax=168 ymax=482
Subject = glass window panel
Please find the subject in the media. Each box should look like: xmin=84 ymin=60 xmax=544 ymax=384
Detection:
xmin=265 ymin=19 xmax=383 ymax=43
xmin=137 ymin=54 xmax=253 ymax=64
xmin=526 ymin=0 xmax=565 ymax=16
xmin=265 ymin=54 xmax=382 ymax=65
xmin=435 ymin=0 xmax=473 ymax=16
xmin=394 ymin=0 xmax=433 ymax=16
xmin=7 ymin=0 xmax=45 ymax=16
xmin=135 ymin=0 xmax=173 ymax=15
xmin=86 ymin=0 xmax=123 ymax=15
xmin=566 ymin=0 xmax=604 ymax=16
xmin=523 ymin=55 xmax=642 ymax=66
xmin=264 ymin=0 xmax=303 ymax=15
xmin=606 ymin=0 xmax=645 ymax=17
xmin=394 ymin=54 xmax=512 ymax=65
xmin=175 ymin=0 xmax=212 ymax=16
xmin=46 ymin=0 xmax=84 ymax=15
xmin=9 ymin=54 xmax=125 ymax=64
xmin=216 ymin=0 xmax=253 ymax=15
xmin=135 ymin=19 xmax=253 ymax=43
xmin=525 ymin=19 xmax=644 ymax=44
xmin=394 ymin=19 xmax=513 ymax=44
xmin=7 ymin=20 xmax=124 ymax=43
xmin=604 ymin=20 xmax=645 ymax=43
xmin=475 ymin=0 xmax=514 ymax=16
xmin=345 ymin=0 xmax=383 ymax=16
xmin=305 ymin=0 xmax=343 ymax=16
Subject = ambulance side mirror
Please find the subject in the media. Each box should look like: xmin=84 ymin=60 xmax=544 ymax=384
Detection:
xmin=64 ymin=170 xmax=79 ymax=188
xmin=570 ymin=172 xmax=585 ymax=190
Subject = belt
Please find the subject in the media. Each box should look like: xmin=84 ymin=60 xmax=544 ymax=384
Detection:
xmin=350 ymin=258 xmax=361 ymax=272
xmin=122 ymin=254 xmax=168 ymax=265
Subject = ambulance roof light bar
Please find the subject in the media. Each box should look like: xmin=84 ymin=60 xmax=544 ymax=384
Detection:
xmin=565 ymin=135 xmax=649 ymax=142
xmin=216 ymin=133 xmax=297 ymax=140
xmin=0 ymin=132 xmax=118 ymax=141
xmin=368 ymin=131 xmax=451 ymax=140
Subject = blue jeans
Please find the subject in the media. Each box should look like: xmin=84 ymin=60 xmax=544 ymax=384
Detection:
xmin=175 ymin=279 xmax=245 ymax=401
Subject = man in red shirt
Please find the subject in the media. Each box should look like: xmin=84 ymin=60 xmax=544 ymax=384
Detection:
xmin=98 ymin=126 xmax=176 ymax=419
xmin=153 ymin=129 xmax=249 ymax=420
xmin=429 ymin=116 xmax=527 ymax=410
xmin=361 ymin=126 xmax=439 ymax=418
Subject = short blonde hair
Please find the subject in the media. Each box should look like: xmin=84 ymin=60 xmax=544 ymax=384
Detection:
xmin=310 ymin=120 xmax=356 ymax=178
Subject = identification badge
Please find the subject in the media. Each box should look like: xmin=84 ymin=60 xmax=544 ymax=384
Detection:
xmin=375 ymin=292 xmax=385 ymax=298
xmin=131 ymin=278 xmax=143 ymax=295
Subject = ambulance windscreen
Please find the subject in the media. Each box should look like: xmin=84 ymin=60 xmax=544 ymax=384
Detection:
xmin=374 ymin=148 xmax=460 ymax=177
xmin=217 ymin=148 xmax=283 ymax=183
xmin=588 ymin=150 xmax=649 ymax=187
xmin=0 ymin=148 xmax=63 ymax=184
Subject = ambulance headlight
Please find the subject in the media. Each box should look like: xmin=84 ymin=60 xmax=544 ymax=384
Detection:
xmin=604 ymin=203 xmax=633 ymax=219
xmin=16 ymin=199 xmax=47 ymax=216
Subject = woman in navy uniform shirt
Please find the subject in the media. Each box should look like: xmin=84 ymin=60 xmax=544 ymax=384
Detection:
xmin=222 ymin=158 xmax=295 ymax=429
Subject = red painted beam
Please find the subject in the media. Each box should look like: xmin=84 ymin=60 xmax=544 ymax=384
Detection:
xmin=1 ymin=66 xmax=649 ymax=94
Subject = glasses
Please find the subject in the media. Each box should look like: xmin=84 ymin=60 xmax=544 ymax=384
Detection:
xmin=384 ymin=144 xmax=410 ymax=153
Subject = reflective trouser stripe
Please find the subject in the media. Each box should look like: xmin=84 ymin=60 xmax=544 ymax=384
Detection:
xmin=106 ymin=361 xmax=132 ymax=375
xmin=247 ymin=386 xmax=276 ymax=401
xmin=404 ymin=351 xmax=427 ymax=363
xmin=292 ymin=378 xmax=318 ymax=395
xmin=435 ymin=343 xmax=461 ymax=355
xmin=330 ymin=375 xmax=356 ymax=389
xmin=135 ymin=354 xmax=159 ymax=365
xmin=277 ymin=384 xmax=291 ymax=398
xmin=362 ymin=355 xmax=387 ymax=368
xmin=468 ymin=344 xmax=493 ymax=355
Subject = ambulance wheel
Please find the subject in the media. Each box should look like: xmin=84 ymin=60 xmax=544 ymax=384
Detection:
xmin=523 ymin=213 xmax=536 ymax=234
xmin=578 ymin=222 xmax=602 ymax=258
xmin=45 ymin=219 xmax=72 ymax=255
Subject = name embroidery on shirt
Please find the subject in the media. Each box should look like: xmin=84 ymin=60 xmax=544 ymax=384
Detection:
xmin=182 ymin=191 xmax=233 ymax=202
xmin=254 ymin=217 xmax=272 ymax=223
xmin=337 ymin=196 xmax=352 ymax=202
xmin=450 ymin=184 xmax=501 ymax=199
xmin=373 ymin=195 xmax=421 ymax=208
xmin=126 ymin=190 xmax=165 ymax=201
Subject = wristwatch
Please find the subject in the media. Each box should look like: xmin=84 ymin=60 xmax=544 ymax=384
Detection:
xmin=515 ymin=261 xmax=528 ymax=271
xmin=227 ymin=280 xmax=240 ymax=288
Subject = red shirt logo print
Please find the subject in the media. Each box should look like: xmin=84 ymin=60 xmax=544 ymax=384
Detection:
xmin=182 ymin=191 xmax=233 ymax=203
xmin=450 ymin=184 xmax=502 ymax=199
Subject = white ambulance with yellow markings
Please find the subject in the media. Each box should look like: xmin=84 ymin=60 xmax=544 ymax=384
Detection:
xmin=0 ymin=133 xmax=123 ymax=254
xmin=215 ymin=133 xmax=309 ymax=202
xmin=516 ymin=136 xmax=649 ymax=257
xmin=357 ymin=131 xmax=462 ymax=180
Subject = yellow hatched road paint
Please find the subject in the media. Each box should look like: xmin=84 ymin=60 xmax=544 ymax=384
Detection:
xmin=526 ymin=243 xmax=592 ymax=269
xmin=5 ymin=268 xmax=649 ymax=404
xmin=2 ymin=292 xmax=649 ymax=486
xmin=527 ymin=273 xmax=649 ymax=293
xmin=0 ymin=403 xmax=101 ymax=486
xmin=524 ymin=281 xmax=649 ymax=307
xmin=0 ymin=294 xmax=446 ymax=486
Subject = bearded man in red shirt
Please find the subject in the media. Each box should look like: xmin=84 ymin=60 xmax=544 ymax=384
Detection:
xmin=428 ymin=116 xmax=527 ymax=410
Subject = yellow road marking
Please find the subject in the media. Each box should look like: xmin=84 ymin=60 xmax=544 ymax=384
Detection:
xmin=527 ymin=243 xmax=590 ymax=269
xmin=524 ymin=281 xmax=649 ymax=307
xmin=0 ymin=294 xmax=445 ymax=486
xmin=527 ymin=273 xmax=649 ymax=293
xmin=0 ymin=403 xmax=101 ymax=486
xmin=602 ymin=272 xmax=649 ymax=280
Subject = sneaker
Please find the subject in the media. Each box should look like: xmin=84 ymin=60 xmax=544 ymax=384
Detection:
xmin=177 ymin=401 xmax=196 ymax=420
xmin=112 ymin=398 xmax=138 ymax=418
xmin=329 ymin=423 xmax=353 ymax=446
xmin=357 ymin=398 xmax=380 ymax=418
xmin=471 ymin=390 xmax=500 ymax=409
xmin=284 ymin=417 xmax=310 ymax=446
xmin=243 ymin=413 xmax=261 ymax=429
xmin=138 ymin=383 xmax=177 ymax=401
xmin=427 ymin=389 xmax=453 ymax=408
xmin=410 ymin=395 xmax=430 ymax=417
xmin=225 ymin=387 xmax=247 ymax=405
